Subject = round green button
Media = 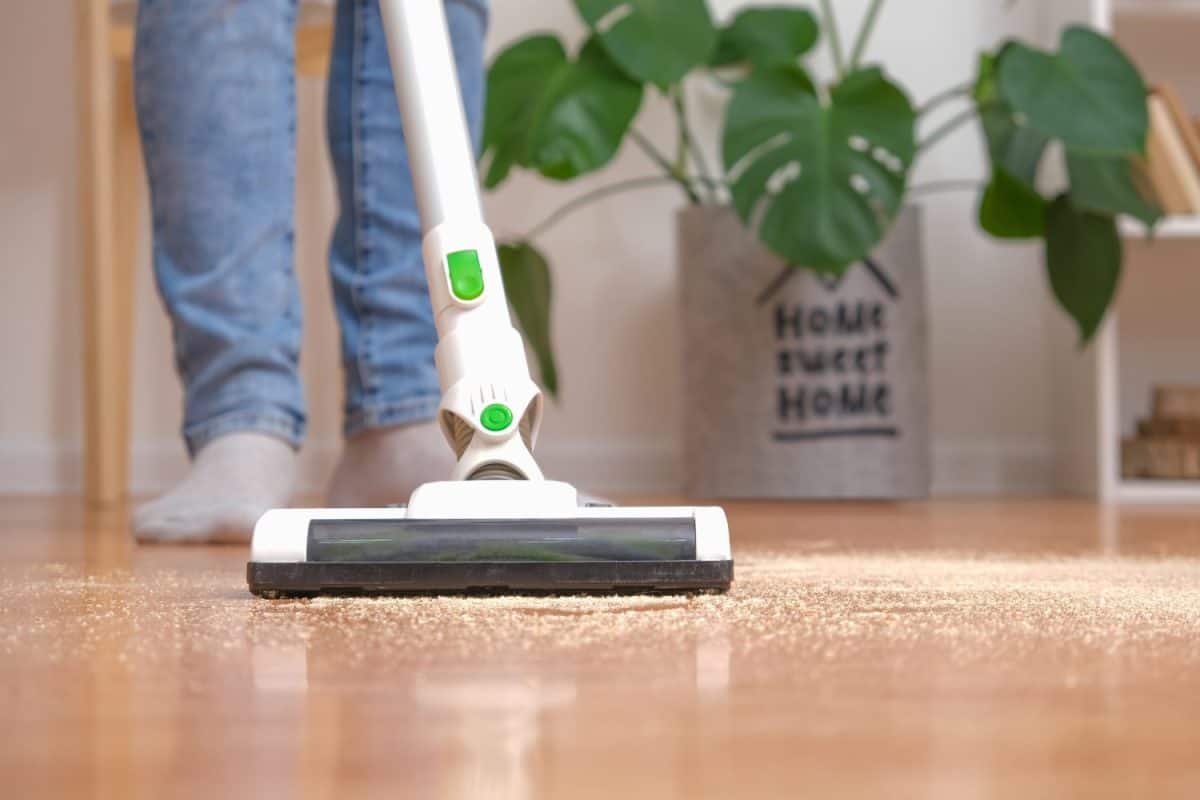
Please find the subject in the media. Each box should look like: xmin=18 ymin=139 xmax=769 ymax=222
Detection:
xmin=480 ymin=403 xmax=513 ymax=432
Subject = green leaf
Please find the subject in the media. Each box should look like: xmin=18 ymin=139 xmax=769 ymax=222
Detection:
xmin=574 ymin=0 xmax=717 ymax=90
xmin=498 ymin=242 xmax=559 ymax=397
xmin=1066 ymin=153 xmax=1162 ymax=227
xmin=1044 ymin=194 xmax=1122 ymax=343
xmin=710 ymin=6 xmax=820 ymax=69
xmin=482 ymin=35 xmax=569 ymax=189
xmin=974 ymin=48 xmax=1053 ymax=241
xmin=722 ymin=66 xmax=916 ymax=272
xmin=525 ymin=37 xmax=644 ymax=182
xmin=974 ymin=50 xmax=1050 ymax=186
xmin=979 ymin=167 xmax=1047 ymax=239
xmin=997 ymin=27 xmax=1149 ymax=156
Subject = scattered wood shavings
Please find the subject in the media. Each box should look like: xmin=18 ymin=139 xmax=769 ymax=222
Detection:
xmin=3 ymin=553 xmax=1200 ymax=681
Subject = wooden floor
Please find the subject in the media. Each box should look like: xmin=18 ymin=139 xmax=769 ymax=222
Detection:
xmin=3 ymin=497 xmax=1200 ymax=798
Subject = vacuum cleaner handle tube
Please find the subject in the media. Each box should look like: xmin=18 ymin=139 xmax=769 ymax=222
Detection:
xmin=378 ymin=0 xmax=545 ymax=481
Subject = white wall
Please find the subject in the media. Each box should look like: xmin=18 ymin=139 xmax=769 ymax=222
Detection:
xmin=0 ymin=1 xmax=1068 ymax=497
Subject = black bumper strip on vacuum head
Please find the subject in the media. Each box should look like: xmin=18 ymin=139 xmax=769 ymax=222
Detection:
xmin=247 ymin=559 xmax=733 ymax=597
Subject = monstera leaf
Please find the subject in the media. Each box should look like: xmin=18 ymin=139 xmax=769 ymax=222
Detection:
xmin=973 ymin=50 xmax=1050 ymax=239
xmin=974 ymin=51 xmax=1050 ymax=183
xmin=573 ymin=0 xmax=717 ymax=89
xmin=722 ymin=65 xmax=916 ymax=272
xmin=710 ymin=6 xmax=820 ymax=70
xmin=1067 ymin=153 xmax=1161 ymax=227
xmin=974 ymin=38 xmax=1156 ymax=241
xmin=482 ymin=36 xmax=642 ymax=188
xmin=1044 ymin=195 xmax=1122 ymax=343
xmin=482 ymin=35 xmax=569 ymax=189
xmin=997 ymin=27 xmax=1149 ymax=156
xmin=970 ymin=36 xmax=1150 ymax=343
xmin=526 ymin=38 xmax=643 ymax=181
xmin=498 ymin=242 xmax=558 ymax=397
xmin=979 ymin=167 xmax=1047 ymax=239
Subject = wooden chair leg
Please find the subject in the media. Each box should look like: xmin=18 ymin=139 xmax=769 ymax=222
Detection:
xmin=77 ymin=2 xmax=135 ymax=507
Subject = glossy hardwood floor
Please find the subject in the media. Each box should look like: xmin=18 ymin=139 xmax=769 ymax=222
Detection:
xmin=3 ymin=496 xmax=1200 ymax=798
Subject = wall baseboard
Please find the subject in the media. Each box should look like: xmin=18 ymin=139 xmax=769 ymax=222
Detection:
xmin=0 ymin=437 xmax=1055 ymax=497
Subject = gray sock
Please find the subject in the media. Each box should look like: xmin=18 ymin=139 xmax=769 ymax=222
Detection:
xmin=132 ymin=432 xmax=297 ymax=544
xmin=325 ymin=420 xmax=456 ymax=507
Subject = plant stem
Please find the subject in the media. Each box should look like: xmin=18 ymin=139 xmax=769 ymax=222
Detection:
xmin=848 ymin=0 xmax=885 ymax=70
xmin=672 ymin=87 xmax=718 ymax=203
xmin=524 ymin=176 xmax=684 ymax=240
xmin=908 ymin=179 xmax=985 ymax=197
xmin=917 ymin=107 xmax=978 ymax=152
xmin=672 ymin=100 xmax=688 ymax=176
xmin=918 ymin=81 xmax=973 ymax=117
xmin=819 ymin=0 xmax=846 ymax=80
xmin=630 ymin=128 xmax=675 ymax=174
xmin=630 ymin=128 xmax=701 ymax=203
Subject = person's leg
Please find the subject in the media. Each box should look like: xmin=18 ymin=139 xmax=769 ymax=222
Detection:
xmin=324 ymin=0 xmax=488 ymax=506
xmin=131 ymin=0 xmax=303 ymax=541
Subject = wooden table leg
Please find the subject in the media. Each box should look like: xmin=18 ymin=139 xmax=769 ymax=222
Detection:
xmin=76 ymin=2 xmax=135 ymax=507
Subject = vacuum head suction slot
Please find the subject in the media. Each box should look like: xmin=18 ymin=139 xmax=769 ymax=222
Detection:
xmin=307 ymin=517 xmax=698 ymax=563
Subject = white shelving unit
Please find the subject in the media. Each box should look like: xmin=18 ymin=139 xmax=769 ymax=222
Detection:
xmin=1119 ymin=216 xmax=1200 ymax=238
xmin=1051 ymin=0 xmax=1200 ymax=503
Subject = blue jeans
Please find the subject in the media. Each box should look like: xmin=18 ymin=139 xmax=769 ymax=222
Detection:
xmin=134 ymin=0 xmax=487 ymax=454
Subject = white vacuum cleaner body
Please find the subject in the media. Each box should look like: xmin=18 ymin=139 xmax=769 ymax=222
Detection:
xmin=247 ymin=0 xmax=733 ymax=596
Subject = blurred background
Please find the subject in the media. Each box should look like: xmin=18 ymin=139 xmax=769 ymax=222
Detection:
xmin=1 ymin=0 xmax=1192 ymax=500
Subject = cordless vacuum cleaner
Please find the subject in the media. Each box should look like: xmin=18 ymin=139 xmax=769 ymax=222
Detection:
xmin=246 ymin=0 xmax=733 ymax=596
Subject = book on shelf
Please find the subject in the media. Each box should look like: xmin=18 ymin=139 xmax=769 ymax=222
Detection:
xmin=1158 ymin=86 xmax=1200 ymax=171
xmin=1139 ymin=90 xmax=1200 ymax=215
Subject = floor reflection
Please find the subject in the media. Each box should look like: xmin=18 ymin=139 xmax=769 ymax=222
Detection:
xmin=257 ymin=607 xmax=738 ymax=799
xmin=415 ymin=670 xmax=576 ymax=800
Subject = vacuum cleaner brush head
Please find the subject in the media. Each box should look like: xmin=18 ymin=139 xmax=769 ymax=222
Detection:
xmin=247 ymin=482 xmax=732 ymax=597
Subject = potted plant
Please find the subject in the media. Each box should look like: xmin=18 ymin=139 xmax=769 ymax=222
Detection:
xmin=482 ymin=0 xmax=1158 ymax=498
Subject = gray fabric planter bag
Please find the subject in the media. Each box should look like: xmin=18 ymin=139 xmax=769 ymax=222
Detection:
xmin=678 ymin=206 xmax=930 ymax=499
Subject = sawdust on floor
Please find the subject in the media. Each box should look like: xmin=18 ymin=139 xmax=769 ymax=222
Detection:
xmin=4 ymin=552 xmax=1200 ymax=677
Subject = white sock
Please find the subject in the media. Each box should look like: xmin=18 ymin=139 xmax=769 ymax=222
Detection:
xmin=132 ymin=432 xmax=297 ymax=544
xmin=325 ymin=420 xmax=456 ymax=507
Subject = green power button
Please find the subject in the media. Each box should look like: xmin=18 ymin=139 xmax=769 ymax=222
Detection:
xmin=481 ymin=403 xmax=513 ymax=432
xmin=447 ymin=249 xmax=484 ymax=301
